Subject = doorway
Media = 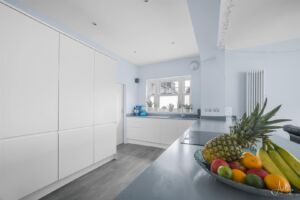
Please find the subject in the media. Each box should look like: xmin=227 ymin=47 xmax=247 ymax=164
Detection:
xmin=116 ymin=84 xmax=125 ymax=145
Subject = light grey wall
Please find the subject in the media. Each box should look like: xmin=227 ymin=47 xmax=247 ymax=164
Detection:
xmin=116 ymin=61 xmax=138 ymax=114
xmin=187 ymin=0 xmax=220 ymax=60
xmin=137 ymin=56 xmax=201 ymax=113
xmin=225 ymin=39 xmax=300 ymax=125
xmin=200 ymin=51 xmax=226 ymax=116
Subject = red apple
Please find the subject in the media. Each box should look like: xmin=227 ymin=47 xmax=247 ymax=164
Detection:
xmin=229 ymin=161 xmax=246 ymax=172
xmin=247 ymin=169 xmax=269 ymax=179
xmin=211 ymin=159 xmax=229 ymax=173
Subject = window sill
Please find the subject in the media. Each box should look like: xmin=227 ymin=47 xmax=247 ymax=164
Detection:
xmin=146 ymin=110 xmax=194 ymax=114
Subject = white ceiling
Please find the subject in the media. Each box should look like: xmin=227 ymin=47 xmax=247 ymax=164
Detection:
xmin=17 ymin=0 xmax=199 ymax=65
xmin=219 ymin=0 xmax=300 ymax=50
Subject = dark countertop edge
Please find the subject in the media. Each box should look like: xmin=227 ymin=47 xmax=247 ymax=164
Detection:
xmin=126 ymin=113 xmax=235 ymax=121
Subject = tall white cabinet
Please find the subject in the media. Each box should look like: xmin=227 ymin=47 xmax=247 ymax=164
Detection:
xmin=59 ymin=34 xmax=94 ymax=130
xmin=0 ymin=3 xmax=118 ymax=200
xmin=59 ymin=127 xmax=94 ymax=179
xmin=0 ymin=133 xmax=58 ymax=200
xmin=94 ymin=52 xmax=117 ymax=164
xmin=0 ymin=3 xmax=59 ymax=200
xmin=0 ymin=3 xmax=59 ymax=139
xmin=94 ymin=52 xmax=117 ymax=125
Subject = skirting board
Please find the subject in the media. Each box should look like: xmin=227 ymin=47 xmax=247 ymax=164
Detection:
xmin=21 ymin=154 xmax=117 ymax=200
xmin=127 ymin=139 xmax=169 ymax=149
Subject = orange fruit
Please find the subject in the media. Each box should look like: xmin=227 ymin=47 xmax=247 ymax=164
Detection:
xmin=232 ymin=169 xmax=246 ymax=183
xmin=264 ymin=175 xmax=291 ymax=193
xmin=240 ymin=152 xmax=262 ymax=169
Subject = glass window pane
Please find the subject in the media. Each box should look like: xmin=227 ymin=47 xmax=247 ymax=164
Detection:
xmin=159 ymin=96 xmax=178 ymax=110
xmin=184 ymin=95 xmax=190 ymax=105
xmin=149 ymin=82 xmax=156 ymax=95
xmin=185 ymin=80 xmax=191 ymax=94
xmin=150 ymin=96 xmax=154 ymax=103
xmin=146 ymin=95 xmax=155 ymax=108
xmin=160 ymin=81 xmax=179 ymax=95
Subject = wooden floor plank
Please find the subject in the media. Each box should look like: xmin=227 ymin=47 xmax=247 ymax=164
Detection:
xmin=40 ymin=144 xmax=164 ymax=200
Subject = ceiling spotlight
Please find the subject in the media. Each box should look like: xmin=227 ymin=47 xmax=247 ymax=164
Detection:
xmin=92 ymin=22 xmax=97 ymax=26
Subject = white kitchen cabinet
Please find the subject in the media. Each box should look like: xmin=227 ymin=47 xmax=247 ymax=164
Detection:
xmin=94 ymin=51 xmax=117 ymax=85
xmin=59 ymin=127 xmax=94 ymax=179
xmin=94 ymin=52 xmax=117 ymax=125
xmin=127 ymin=118 xmax=161 ymax=144
xmin=94 ymin=124 xmax=117 ymax=163
xmin=0 ymin=4 xmax=59 ymax=139
xmin=59 ymin=34 xmax=94 ymax=130
xmin=160 ymin=119 xmax=194 ymax=144
xmin=127 ymin=118 xmax=195 ymax=146
xmin=0 ymin=132 xmax=58 ymax=200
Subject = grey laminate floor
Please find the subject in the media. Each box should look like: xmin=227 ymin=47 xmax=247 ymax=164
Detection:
xmin=40 ymin=144 xmax=164 ymax=200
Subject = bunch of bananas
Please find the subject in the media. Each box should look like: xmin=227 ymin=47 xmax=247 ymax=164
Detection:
xmin=258 ymin=140 xmax=300 ymax=190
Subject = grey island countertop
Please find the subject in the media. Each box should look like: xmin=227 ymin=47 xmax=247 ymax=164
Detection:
xmin=116 ymin=118 xmax=300 ymax=200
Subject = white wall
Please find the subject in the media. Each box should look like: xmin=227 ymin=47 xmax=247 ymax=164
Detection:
xmin=116 ymin=60 xmax=138 ymax=113
xmin=137 ymin=56 xmax=201 ymax=112
xmin=187 ymin=0 xmax=220 ymax=60
xmin=2 ymin=0 xmax=138 ymax=114
xmin=200 ymin=51 xmax=226 ymax=116
xmin=225 ymin=39 xmax=300 ymax=125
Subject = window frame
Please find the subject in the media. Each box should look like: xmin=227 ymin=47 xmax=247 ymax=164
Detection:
xmin=146 ymin=76 xmax=192 ymax=113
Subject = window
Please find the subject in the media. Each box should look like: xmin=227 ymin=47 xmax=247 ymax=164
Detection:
xmin=146 ymin=76 xmax=192 ymax=112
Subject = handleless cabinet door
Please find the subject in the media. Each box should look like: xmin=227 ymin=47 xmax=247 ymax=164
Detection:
xmin=0 ymin=132 xmax=58 ymax=200
xmin=127 ymin=118 xmax=161 ymax=143
xmin=59 ymin=127 xmax=93 ymax=179
xmin=94 ymin=124 xmax=117 ymax=163
xmin=59 ymin=35 xmax=94 ymax=130
xmin=0 ymin=4 xmax=59 ymax=139
xmin=160 ymin=120 xmax=195 ymax=145
xmin=94 ymin=52 xmax=117 ymax=125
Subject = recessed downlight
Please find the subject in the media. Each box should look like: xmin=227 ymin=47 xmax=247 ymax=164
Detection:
xmin=144 ymin=0 xmax=149 ymax=2
xmin=133 ymin=51 xmax=137 ymax=54
xmin=92 ymin=22 xmax=97 ymax=26
xmin=171 ymin=41 xmax=175 ymax=45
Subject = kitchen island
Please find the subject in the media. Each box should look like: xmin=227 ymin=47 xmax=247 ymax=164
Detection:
xmin=116 ymin=119 xmax=300 ymax=200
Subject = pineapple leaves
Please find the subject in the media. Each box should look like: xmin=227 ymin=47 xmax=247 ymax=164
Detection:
xmin=258 ymin=98 xmax=268 ymax=117
xmin=265 ymin=119 xmax=291 ymax=125
xmin=233 ymin=98 xmax=290 ymax=148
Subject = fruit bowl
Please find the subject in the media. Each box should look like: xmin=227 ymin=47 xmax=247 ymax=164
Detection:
xmin=194 ymin=149 xmax=300 ymax=198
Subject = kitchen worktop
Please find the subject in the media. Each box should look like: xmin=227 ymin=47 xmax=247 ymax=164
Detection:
xmin=126 ymin=113 xmax=233 ymax=121
xmin=126 ymin=113 xmax=199 ymax=120
xmin=116 ymin=119 xmax=300 ymax=200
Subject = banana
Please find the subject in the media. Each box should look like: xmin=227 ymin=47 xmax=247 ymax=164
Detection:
xmin=271 ymin=141 xmax=300 ymax=177
xmin=257 ymin=148 xmax=286 ymax=178
xmin=267 ymin=144 xmax=300 ymax=189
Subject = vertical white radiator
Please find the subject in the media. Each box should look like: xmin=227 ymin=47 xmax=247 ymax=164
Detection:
xmin=246 ymin=70 xmax=264 ymax=115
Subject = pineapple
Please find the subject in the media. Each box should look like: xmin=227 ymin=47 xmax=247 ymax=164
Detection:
xmin=202 ymin=99 xmax=289 ymax=163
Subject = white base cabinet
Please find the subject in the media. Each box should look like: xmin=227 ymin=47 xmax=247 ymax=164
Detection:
xmin=59 ymin=127 xmax=94 ymax=179
xmin=94 ymin=124 xmax=117 ymax=163
xmin=127 ymin=118 xmax=161 ymax=144
xmin=0 ymin=132 xmax=58 ymax=200
xmin=127 ymin=118 xmax=194 ymax=146
xmin=160 ymin=119 xmax=193 ymax=144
